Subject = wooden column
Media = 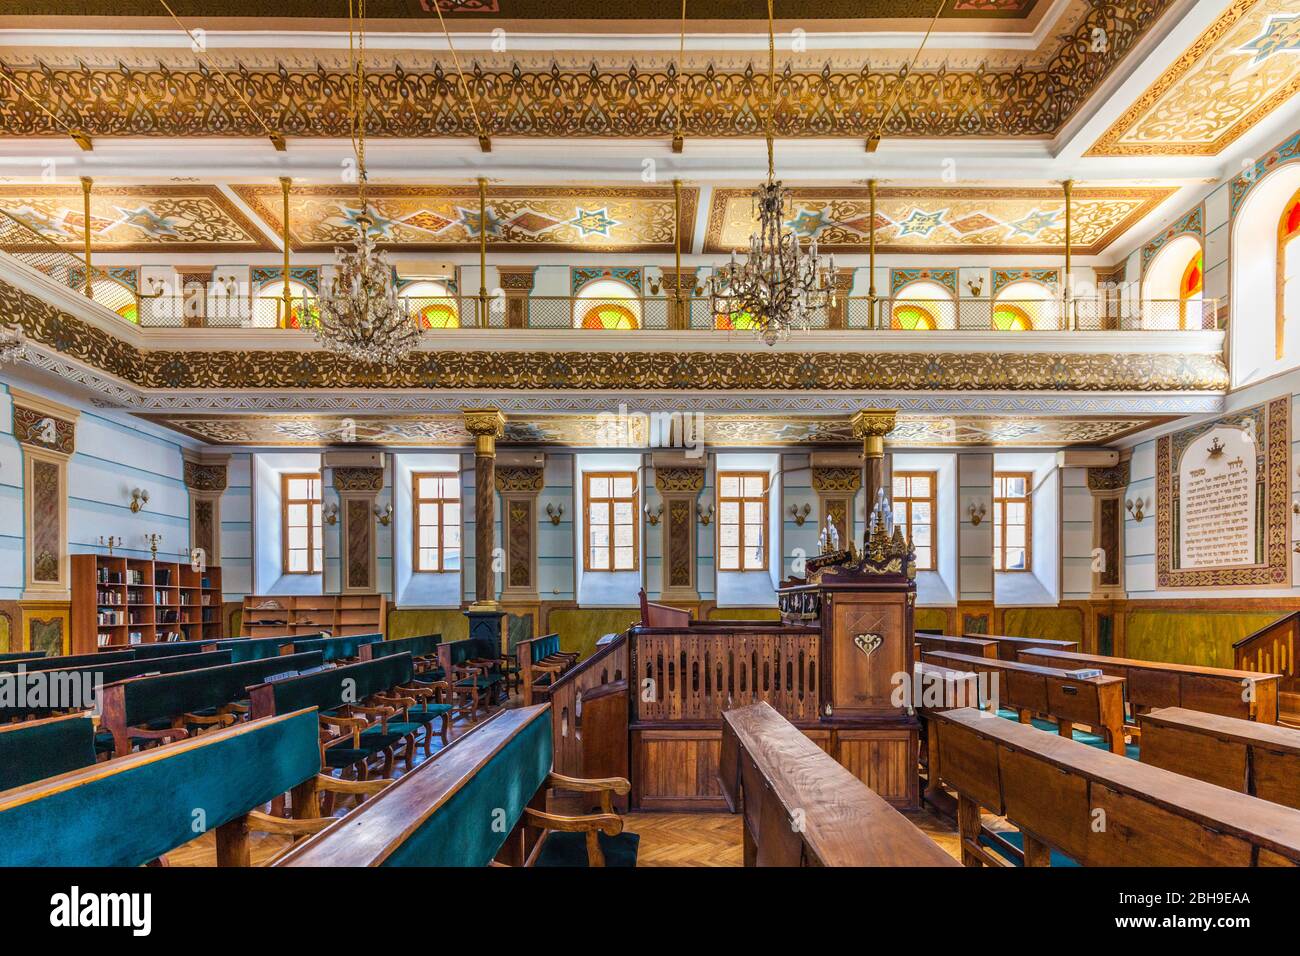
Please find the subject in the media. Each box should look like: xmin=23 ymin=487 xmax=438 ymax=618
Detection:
xmin=496 ymin=266 xmax=536 ymax=329
xmin=496 ymin=463 xmax=544 ymax=603
xmin=654 ymin=457 xmax=705 ymax=603
xmin=658 ymin=268 xmax=699 ymax=331
xmin=332 ymin=466 xmax=384 ymax=594
xmin=1087 ymin=460 xmax=1129 ymax=600
xmin=182 ymin=452 xmax=229 ymax=567
xmin=810 ymin=457 xmax=862 ymax=547
xmin=11 ymin=389 xmax=79 ymax=655
xmin=850 ymin=409 xmax=897 ymax=504
xmin=463 ymin=408 xmax=506 ymax=609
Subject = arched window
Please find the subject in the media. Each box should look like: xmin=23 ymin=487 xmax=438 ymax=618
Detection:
xmin=400 ymin=279 xmax=459 ymax=329
xmin=890 ymin=280 xmax=951 ymax=330
xmin=1280 ymin=188 xmax=1300 ymax=359
xmin=255 ymin=279 xmax=317 ymax=329
xmin=715 ymin=310 xmax=759 ymax=331
xmin=90 ymin=278 xmax=138 ymax=324
xmin=993 ymin=279 xmax=1056 ymax=331
xmin=991 ymin=303 xmax=1032 ymax=331
xmin=574 ymin=278 xmax=640 ymax=330
xmin=1179 ymin=251 xmax=1203 ymax=330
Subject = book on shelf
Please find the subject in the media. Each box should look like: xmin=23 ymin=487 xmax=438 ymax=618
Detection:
xmin=126 ymin=569 xmax=144 ymax=585
xmin=97 ymin=633 xmax=111 ymax=647
xmin=155 ymin=568 xmax=172 ymax=587
xmin=128 ymin=633 xmax=143 ymax=645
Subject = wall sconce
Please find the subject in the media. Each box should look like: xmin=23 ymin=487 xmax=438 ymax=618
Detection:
xmin=98 ymin=535 xmax=121 ymax=556
xmin=373 ymin=503 xmax=393 ymax=526
xmin=322 ymin=502 xmax=339 ymax=525
xmin=129 ymin=488 xmax=150 ymax=513
xmin=144 ymin=533 xmax=162 ymax=559
xmin=644 ymin=502 xmax=662 ymax=526
xmin=967 ymin=501 xmax=986 ymax=526
xmin=966 ymin=277 xmax=984 ymax=296
xmin=698 ymin=503 xmax=715 ymax=526
xmin=546 ymin=502 xmax=565 ymax=526
xmin=1126 ymin=496 xmax=1149 ymax=523
xmin=789 ymin=503 xmax=811 ymax=526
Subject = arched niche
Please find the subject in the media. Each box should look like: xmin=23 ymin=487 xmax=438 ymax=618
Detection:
xmin=1142 ymin=234 xmax=1203 ymax=331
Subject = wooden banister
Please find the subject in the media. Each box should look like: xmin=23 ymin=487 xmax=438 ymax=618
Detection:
xmin=1234 ymin=612 xmax=1300 ymax=724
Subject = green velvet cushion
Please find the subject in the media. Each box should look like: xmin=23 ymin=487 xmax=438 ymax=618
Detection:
xmin=266 ymin=654 xmax=415 ymax=715
xmin=535 ymin=831 xmax=639 ymax=868
xmin=128 ymin=643 xmax=210 ymax=660
xmin=215 ymin=638 xmax=293 ymax=663
xmin=530 ymin=634 xmax=560 ymax=664
xmin=381 ymin=707 xmax=552 ymax=867
xmin=1 ymin=651 xmax=135 ymax=674
xmin=292 ymin=633 xmax=384 ymax=663
xmin=979 ymin=830 xmax=1079 ymax=867
xmin=373 ymin=633 xmax=442 ymax=661
xmin=0 ymin=708 xmax=321 ymax=867
xmin=0 ymin=715 xmax=98 ymax=791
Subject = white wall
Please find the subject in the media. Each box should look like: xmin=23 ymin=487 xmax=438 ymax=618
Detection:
xmin=993 ymin=452 xmax=1060 ymax=606
xmin=252 ymin=452 xmax=322 ymax=595
xmin=574 ymin=451 xmax=644 ymax=607
xmin=392 ymin=452 xmax=462 ymax=607
xmin=714 ymin=452 xmax=781 ymax=607
xmin=893 ymin=452 xmax=958 ymax=607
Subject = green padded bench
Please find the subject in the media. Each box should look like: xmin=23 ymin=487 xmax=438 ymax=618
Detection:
xmin=211 ymin=637 xmax=292 ymax=662
xmin=285 ymin=633 xmax=384 ymax=663
xmin=0 ymin=651 xmax=44 ymax=664
xmin=516 ymin=633 xmax=578 ymax=705
xmin=98 ymin=650 xmax=327 ymax=755
xmin=0 ymin=708 xmax=391 ymax=867
xmin=248 ymin=652 xmax=439 ymax=777
xmin=274 ymin=704 xmax=638 ymax=868
xmin=361 ymin=633 xmax=443 ymax=678
xmin=119 ymin=642 xmax=211 ymax=660
xmin=0 ymin=650 xmax=234 ymax=729
xmin=2 ymin=650 xmax=137 ymax=672
xmin=437 ymin=637 xmax=508 ymax=717
xmin=0 ymin=713 xmax=98 ymax=792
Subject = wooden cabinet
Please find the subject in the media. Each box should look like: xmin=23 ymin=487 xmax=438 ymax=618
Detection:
xmin=238 ymin=593 xmax=386 ymax=639
xmin=71 ymin=554 xmax=224 ymax=654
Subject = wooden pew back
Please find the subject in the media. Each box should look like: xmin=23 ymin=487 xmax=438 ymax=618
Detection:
xmin=915 ymin=634 xmax=997 ymax=660
xmin=638 ymin=587 xmax=692 ymax=628
xmin=211 ymin=637 xmax=293 ymax=662
xmin=248 ymin=653 xmax=416 ymax=721
xmin=0 ymin=713 xmax=97 ymax=791
xmin=1018 ymin=647 xmax=1280 ymax=723
xmin=719 ymin=701 xmax=956 ymax=867
xmin=933 ymin=706 xmax=1300 ymax=866
xmin=281 ymin=632 xmax=383 ymax=662
xmin=0 ymin=708 xmax=322 ymax=867
xmin=2 ymin=650 xmax=136 ymax=672
xmin=359 ymin=633 xmax=441 ymax=664
xmin=274 ymin=705 xmax=553 ymax=867
xmin=1139 ymin=706 xmax=1300 ymax=810
xmin=963 ymin=633 xmax=1079 ymax=661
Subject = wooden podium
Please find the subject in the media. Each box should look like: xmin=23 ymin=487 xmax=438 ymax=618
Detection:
xmin=777 ymin=510 xmax=919 ymax=806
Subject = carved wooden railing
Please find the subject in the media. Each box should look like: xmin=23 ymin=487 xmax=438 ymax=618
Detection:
xmin=1235 ymin=612 xmax=1300 ymax=723
xmin=547 ymin=632 xmax=629 ymax=779
xmin=632 ymin=625 xmax=822 ymax=724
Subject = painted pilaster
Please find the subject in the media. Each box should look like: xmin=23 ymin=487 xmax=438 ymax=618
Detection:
xmin=183 ymin=451 xmax=229 ymax=567
xmin=332 ymin=465 xmax=384 ymax=594
xmin=496 ymin=462 xmax=544 ymax=603
xmin=654 ymin=455 xmax=705 ymax=603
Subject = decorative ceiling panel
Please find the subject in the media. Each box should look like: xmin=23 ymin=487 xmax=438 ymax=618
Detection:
xmin=0 ymin=2 xmax=1175 ymax=141
xmin=231 ymin=184 xmax=697 ymax=252
xmin=1087 ymin=1 xmax=1300 ymax=157
xmin=0 ymin=185 xmax=274 ymax=252
xmin=704 ymin=186 xmax=1176 ymax=255
xmin=137 ymin=411 xmax=1164 ymax=448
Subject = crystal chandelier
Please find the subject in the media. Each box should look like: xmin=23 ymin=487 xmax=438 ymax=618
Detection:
xmin=708 ymin=0 xmax=835 ymax=346
xmin=0 ymin=326 xmax=25 ymax=363
xmin=313 ymin=0 xmax=420 ymax=366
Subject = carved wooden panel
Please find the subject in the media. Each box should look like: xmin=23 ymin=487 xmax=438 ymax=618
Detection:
xmin=346 ymin=499 xmax=372 ymax=590
xmin=30 ymin=459 xmax=61 ymax=583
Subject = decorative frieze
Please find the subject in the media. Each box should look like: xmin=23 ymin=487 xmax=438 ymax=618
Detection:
xmin=332 ymin=466 xmax=385 ymax=493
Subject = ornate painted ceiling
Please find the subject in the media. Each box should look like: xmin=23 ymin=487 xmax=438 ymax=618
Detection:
xmin=135 ymin=411 xmax=1168 ymax=448
xmin=1088 ymin=1 xmax=1300 ymax=157
xmin=0 ymin=185 xmax=273 ymax=252
xmin=232 ymin=184 xmax=696 ymax=253
xmin=705 ymin=186 xmax=1176 ymax=255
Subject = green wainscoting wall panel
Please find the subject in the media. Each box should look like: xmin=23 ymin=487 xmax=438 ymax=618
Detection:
xmin=1125 ymin=609 xmax=1285 ymax=669
xmin=706 ymin=607 xmax=781 ymax=622
xmin=547 ymin=607 xmax=641 ymax=660
xmin=387 ymin=609 xmax=470 ymax=643
xmin=1000 ymin=607 xmax=1085 ymax=646
xmin=915 ymin=608 xmax=950 ymax=633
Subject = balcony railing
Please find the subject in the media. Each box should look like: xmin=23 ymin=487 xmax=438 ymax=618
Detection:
xmin=128 ymin=292 xmax=1221 ymax=333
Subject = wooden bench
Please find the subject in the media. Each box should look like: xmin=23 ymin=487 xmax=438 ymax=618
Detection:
xmin=914 ymin=659 xmax=982 ymax=805
xmin=638 ymin=587 xmax=692 ymax=627
xmin=98 ymin=650 xmax=327 ymax=756
xmin=209 ymin=637 xmax=293 ymax=662
xmin=921 ymin=648 xmax=1128 ymax=755
xmin=0 ymin=708 xmax=390 ymax=867
xmin=437 ymin=637 xmax=509 ymax=717
xmin=0 ymin=713 xmax=98 ymax=791
xmin=1018 ymin=647 xmax=1282 ymax=723
xmin=719 ymin=701 xmax=956 ymax=867
xmin=3 ymin=650 xmax=137 ymax=671
xmin=0 ymin=650 xmax=235 ymax=727
xmin=0 ymin=651 xmax=44 ymax=664
xmin=1139 ymin=707 xmax=1300 ymax=810
xmin=932 ymin=706 xmax=1300 ymax=867
xmin=274 ymin=704 xmax=638 ymax=867
xmin=360 ymin=634 xmax=452 ymax=745
xmin=915 ymin=634 xmax=997 ymax=660
xmin=963 ymin=633 xmax=1079 ymax=661
xmin=248 ymin=653 xmax=437 ymax=778
xmin=281 ymin=632 xmax=383 ymax=663
xmin=517 ymin=632 xmax=579 ymax=705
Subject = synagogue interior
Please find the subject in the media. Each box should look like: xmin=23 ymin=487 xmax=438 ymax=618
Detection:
xmin=2 ymin=0 xmax=1300 ymax=897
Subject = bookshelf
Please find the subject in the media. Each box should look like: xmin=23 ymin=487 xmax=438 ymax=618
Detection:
xmin=71 ymin=554 xmax=224 ymax=655
xmin=239 ymin=593 xmax=386 ymax=639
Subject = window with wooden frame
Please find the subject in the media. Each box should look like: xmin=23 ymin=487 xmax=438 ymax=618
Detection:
xmin=282 ymin=473 xmax=322 ymax=575
xmin=993 ymin=472 xmax=1032 ymax=572
xmin=891 ymin=471 xmax=936 ymax=572
xmin=718 ymin=471 xmax=769 ymax=572
xmin=584 ymin=472 xmax=638 ymax=572
xmin=1279 ymin=187 xmax=1300 ymax=359
xmin=413 ymin=471 xmax=461 ymax=572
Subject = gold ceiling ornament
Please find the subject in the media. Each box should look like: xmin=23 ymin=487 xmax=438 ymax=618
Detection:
xmin=864 ymin=0 xmax=946 ymax=153
xmin=0 ymin=61 xmax=93 ymax=150
xmin=0 ymin=5 xmax=1174 ymax=142
xmin=313 ymin=0 xmax=422 ymax=366
xmin=427 ymin=0 xmax=491 ymax=152
xmin=706 ymin=0 xmax=836 ymax=346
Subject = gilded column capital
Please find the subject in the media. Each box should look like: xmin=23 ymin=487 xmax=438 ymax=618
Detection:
xmin=463 ymin=407 xmax=506 ymax=457
xmin=850 ymin=409 xmax=897 ymax=459
xmin=1086 ymin=460 xmax=1131 ymax=495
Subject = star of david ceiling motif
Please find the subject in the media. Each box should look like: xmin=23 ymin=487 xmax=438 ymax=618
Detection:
xmin=704 ymin=186 xmax=1176 ymax=255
